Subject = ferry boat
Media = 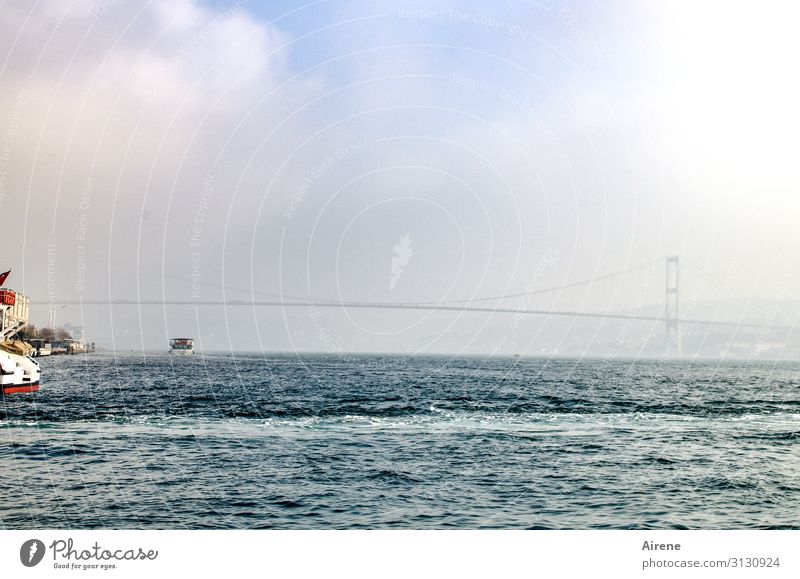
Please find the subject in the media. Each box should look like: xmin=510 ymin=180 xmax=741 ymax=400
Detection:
xmin=0 ymin=281 xmax=41 ymax=394
xmin=169 ymin=338 xmax=194 ymax=356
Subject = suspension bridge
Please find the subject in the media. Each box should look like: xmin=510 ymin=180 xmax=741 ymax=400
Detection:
xmin=34 ymin=257 xmax=797 ymax=356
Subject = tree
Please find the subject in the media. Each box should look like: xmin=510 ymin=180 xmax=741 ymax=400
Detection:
xmin=16 ymin=324 xmax=36 ymax=340
xmin=55 ymin=328 xmax=72 ymax=341
xmin=13 ymin=325 xmax=75 ymax=343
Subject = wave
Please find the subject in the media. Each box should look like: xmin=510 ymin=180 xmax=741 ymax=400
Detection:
xmin=3 ymin=410 xmax=799 ymax=432
xmin=5 ymin=398 xmax=800 ymax=425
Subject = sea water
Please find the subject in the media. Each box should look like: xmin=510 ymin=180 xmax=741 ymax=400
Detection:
xmin=1 ymin=353 xmax=798 ymax=529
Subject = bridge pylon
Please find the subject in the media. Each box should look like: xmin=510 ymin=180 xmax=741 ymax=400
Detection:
xmin=665 ymin=256 xmax=681 ymax=357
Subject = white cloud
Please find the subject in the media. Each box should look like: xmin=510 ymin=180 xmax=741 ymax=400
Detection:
xmin=0 ymin=0 xmax=310 ymax=301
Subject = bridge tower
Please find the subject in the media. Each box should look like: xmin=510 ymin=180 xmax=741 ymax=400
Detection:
xmin=665 ymin=256 xmax=681 ymax=356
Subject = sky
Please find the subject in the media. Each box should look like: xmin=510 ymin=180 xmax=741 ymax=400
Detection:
xmin=1 ymin=0 xmax=799 ymax=354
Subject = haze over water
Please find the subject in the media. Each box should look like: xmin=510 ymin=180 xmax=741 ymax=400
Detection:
xmin=3 ymin=2 xmax=800 ymax=354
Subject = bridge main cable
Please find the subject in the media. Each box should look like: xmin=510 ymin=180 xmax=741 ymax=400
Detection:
xmin=154 ymin=259 xmax=659 ymax=308
xmin=416 ymin=259 xmax=658 ymax=305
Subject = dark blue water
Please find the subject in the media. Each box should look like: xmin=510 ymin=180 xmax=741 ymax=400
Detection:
xmin=2 ymin=353 xmax=799 ymax=529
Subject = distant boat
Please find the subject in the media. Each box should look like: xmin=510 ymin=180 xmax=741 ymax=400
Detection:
xmin=169 ymin=338 xmax=194 ymax=356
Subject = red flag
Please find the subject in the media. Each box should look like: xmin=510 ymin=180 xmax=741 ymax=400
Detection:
xmin=0 ymin=270 xmax=10 ymax=286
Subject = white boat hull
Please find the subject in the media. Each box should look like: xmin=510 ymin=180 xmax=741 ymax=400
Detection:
xmin=169 ymin=349 xmax=194 ymax=356
xmin=0 ymin=351 xmax=41 ymax=394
